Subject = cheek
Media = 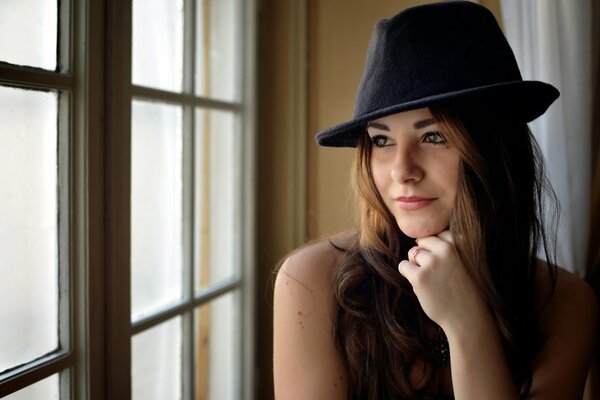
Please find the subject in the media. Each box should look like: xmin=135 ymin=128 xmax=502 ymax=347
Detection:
xmin=370 ymin=159 xmax=388 ymax=193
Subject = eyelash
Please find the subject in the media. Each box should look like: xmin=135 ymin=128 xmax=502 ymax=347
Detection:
xmin=370 ymin=135 xmax=393 ymax=148
xmin=422 ymin=131 xmax=447 ymax=145
xmin=369 ymin=131 xmax=448 ymax=148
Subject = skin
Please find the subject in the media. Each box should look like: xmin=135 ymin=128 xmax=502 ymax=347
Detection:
xmin=367 ymin=108 xmax=460 ymax=239
xmin=273 ymin=108 xmax=598 ymax=399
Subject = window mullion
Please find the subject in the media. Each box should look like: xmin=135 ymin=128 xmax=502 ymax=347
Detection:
xmin=72 ymin=0 xmax=108 ymax=397
xmin=0 ymin=65 xmax=72 ymax=91
xmin=182 ymin=1 xmax=196 ymax=398
xmin=105 ymin=0 xmax=133 ymax=398
xmin=58 ymin=88 xmax=72 ymax=400
xmin=240 ymin=0 xmax=258 ymax=398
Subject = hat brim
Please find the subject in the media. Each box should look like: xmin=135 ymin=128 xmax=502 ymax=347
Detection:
xmin=315 ymin=80 xmax=559 ymax=147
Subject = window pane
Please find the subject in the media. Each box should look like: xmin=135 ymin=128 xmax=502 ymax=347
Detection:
xmin=131 ymin=100 xmax=183 ymax=321
xmin=4 ymin=374 xmax=60 ymax=400
xmin=195 ymin=292 xmax=238 ymax=400
xmin=195 ymin=110 xmax=238 ymax=290
xmin=132 ymin=317 xmax=182 ymax=400
xmin=132 ymin=0 xmax=184 ymax=92
xmin=0 ymin=0 xmax=57 ymax=70
xmin=196 ymin=0 xmax=240 ymax=101
xmin=0 ymin=86 xmax=59 ymax=373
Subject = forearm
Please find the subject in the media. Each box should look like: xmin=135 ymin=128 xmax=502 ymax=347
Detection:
xmin=445 ymin=312 xmax=518 ymax=400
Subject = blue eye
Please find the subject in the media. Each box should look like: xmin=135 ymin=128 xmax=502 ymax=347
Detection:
xmin=422 ymin=131 xmax=447 ymax=145
xmin=370 ymin=135 xmax=393 ymax=148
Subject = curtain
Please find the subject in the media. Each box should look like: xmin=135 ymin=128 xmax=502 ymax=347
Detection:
xmin=500 ymin=0 xmax=595 ymax=277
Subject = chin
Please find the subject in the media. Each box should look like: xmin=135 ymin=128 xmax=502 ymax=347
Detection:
xmin=397 ymin=220 xmax=448 ymax=239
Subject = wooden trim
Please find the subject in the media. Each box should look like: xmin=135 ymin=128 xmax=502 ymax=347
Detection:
xmin=132 ymin=85 xmax=242 ymax=110
xmin=290 ymin=0 xmax=309 ymax=246
xmin=72 ymin=0 xmax=108 ymax=397
xmin=104 ymin=0 xmax=132 ymax=397
xmin=240 ymin=0 xmax=258 ymax=398
xmin=132 ymin=278 xmax=242 ymax=334
xmin=182 ymin=2 xmax=196 ymax=398
xmin=0 ymin=352 xmax=72 ymax=396
xmin=0 ymin=64 xmax=72 ymax=90
xmin=196 ymin=1 xmax=212 ymax=390
xmin=255 ymin=0 xmax=307 ymax=398
xmin=307 ymin=0 xmax=320 ymax=240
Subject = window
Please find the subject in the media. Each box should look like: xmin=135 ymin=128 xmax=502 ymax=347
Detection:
xmin=0 ymin=0 xmax=256 ymax=398
xmin=0 ymin=0 xmax=70 ymax=398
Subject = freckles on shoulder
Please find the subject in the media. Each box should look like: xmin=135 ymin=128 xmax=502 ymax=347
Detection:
xmin=274 ymin=239 xmax=342 ymax=318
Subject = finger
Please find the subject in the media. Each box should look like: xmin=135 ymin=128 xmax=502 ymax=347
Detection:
xmin=408 ymin=246 xmax=435 ymax=267
xmin=398 ymin=260 xmax=419 ymax=283
xmin=408 ymin=246 xmax=420 ymax=265
xmin=414 ymin=235 xmax=446 ymax=252
xmin=437 ymin=230 xmax=454 ymax=244
xmin=417 ymin=235 xmax=456 ymax=261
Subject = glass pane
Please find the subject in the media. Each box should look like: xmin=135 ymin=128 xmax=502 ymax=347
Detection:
xmin=132 ymin=0 xmax=184 ymax=92
xmin=131 ymin=100 xmax=183 ymax=321
xmin=0 ymin=0 xmax=57 ymax=70
xmin=4 ymin=374 xmax=60 ymax=400
xmin=0 ymin=86 xmax=59 ymax=373
xmin=132 ymin=317 xmax=182 ymax=400
xmin=196 ymin=0 xmax=240 ymax=101
xmin=195 ymin=110 xmax=238 ymax=290
xmin=195 ymin=292 xmax=238 ymax=400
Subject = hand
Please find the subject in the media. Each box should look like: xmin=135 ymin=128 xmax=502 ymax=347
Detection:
xmin=398 ymin=230 xmax=489 ymax=332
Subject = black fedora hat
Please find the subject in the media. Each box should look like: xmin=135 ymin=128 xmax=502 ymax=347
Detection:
xmin=316 ymin=1 xmax=559 ymax=147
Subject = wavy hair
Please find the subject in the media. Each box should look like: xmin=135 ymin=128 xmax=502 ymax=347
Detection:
xmin=332 ymin=104 xmax=558 ymax=399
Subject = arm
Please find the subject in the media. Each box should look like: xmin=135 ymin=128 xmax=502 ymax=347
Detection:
xmin=399 ymin=231 xmax=518 ymax=399
xmin=444 ymin=304 xmax=517 ymax=399
xmin=273 ymin=243 xmax=349 ymax=400
xmin=398 ymin=232 xmax=598 ymax=399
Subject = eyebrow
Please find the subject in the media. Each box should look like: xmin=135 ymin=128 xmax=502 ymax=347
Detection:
xmin=413 ymin=118 xmax=436 ymax=129
xmin=366 ymin=118 xmax=437 ymax=131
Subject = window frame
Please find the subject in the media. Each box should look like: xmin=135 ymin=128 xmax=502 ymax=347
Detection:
xmin=0 ymin=0 xmax=257 ymax=397
xmin=0 ymin=0 xmax=74 ymax=395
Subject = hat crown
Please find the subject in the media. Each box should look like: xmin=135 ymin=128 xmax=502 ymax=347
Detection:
xmin=355 ymin=1 xmax=522 ymax=118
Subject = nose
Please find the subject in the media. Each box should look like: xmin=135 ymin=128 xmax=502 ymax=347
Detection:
xmin=390 ymin=145 xmax=423 ymax=183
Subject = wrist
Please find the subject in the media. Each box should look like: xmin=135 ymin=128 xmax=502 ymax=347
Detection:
xmin=442 ymin=303 xmax=499 ymax=347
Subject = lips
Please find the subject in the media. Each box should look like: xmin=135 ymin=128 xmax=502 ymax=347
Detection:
xmin=394 ymin=196 xmax=436 ymax=210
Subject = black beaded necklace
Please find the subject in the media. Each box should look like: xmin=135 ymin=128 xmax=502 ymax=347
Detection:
xmin=428 ymin=328 xmax=450 ymax=367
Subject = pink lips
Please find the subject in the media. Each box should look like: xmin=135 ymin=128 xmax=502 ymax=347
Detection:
xmin=395 ymin=196 xmax=436 ymax=210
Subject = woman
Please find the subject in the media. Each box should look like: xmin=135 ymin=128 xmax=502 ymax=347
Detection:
xmin=273 ymin=2 xmax=598 ymax=399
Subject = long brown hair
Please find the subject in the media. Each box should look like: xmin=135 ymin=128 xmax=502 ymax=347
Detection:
xmin=332 ymin=104 xmax=558 ymax=399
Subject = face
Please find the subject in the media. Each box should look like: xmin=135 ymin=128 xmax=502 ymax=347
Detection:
xmin=367 ymin=108 xmax=460 ymax=239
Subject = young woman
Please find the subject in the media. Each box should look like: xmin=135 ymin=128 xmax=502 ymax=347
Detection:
xmin=273 ymin=2 xmax=598 ymax=399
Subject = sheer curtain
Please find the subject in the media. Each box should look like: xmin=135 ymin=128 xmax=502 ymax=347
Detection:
xmin=500 ymin=0 xmax=595 ymax=277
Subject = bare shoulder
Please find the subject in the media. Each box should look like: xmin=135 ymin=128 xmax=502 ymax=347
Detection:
xmin=276 ymin=230 xmax=356 ymax=300
xmin=531 ymin=262 xmax=599 ymax=398
xmin=536 ymin=263 xmax=598 ymax=334
xmin=273 ymin=230 xmax=356 ymax=400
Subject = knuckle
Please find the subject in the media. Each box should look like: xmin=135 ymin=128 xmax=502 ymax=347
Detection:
xmin=438 ymin=242 xmax=454 ymax=258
